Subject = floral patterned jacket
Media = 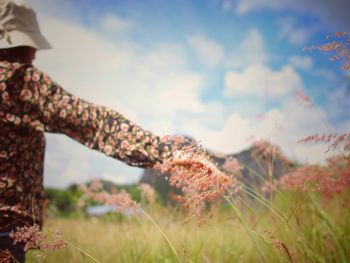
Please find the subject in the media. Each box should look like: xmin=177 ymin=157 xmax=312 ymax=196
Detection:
xmin=0 ymin=61 xmax=174 ymax=231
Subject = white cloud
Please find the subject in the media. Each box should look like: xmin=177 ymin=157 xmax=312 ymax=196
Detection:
xmin=224 ymin=64 xmax=302 ymax=98
xmin=277 ymin=17 xmax=314 ymax=45
xmin=226 ymin=28 xmax=267 ymax=69
xmin=237 ymin=0 xmax=268 ymax=15
xmin=195 ymin=101 xmax=338 ymax=164
xmin=33 ymin=13 xmax=207 ymax=128
xmin=259 ymin=102 xmax=344 ymax=163
xmin=188 ymin=35 xmax=224 ymax=67
xmin=203 ymin=113 xmax=254 ymax=152
xmin=101 ymin=14 xmax=133 ymax=33
xmin=289 ymin=55 xmax=313 ymax=70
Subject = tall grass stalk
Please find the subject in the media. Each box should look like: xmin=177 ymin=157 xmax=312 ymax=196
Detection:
xmin=307 ymin=193 xmax=348 ymax=263
xmin=221 ymin=193 xmax=268 ymax=263
xmin=240 ymin=185 xmax=290 ymax=225
xmin=64 ymin=240 xmax=101 ymax=263
xmin=140 ymin=208 xmax=181 ymax=263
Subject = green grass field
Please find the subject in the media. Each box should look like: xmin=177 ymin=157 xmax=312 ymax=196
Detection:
xmin=26 ymin=190 xmax=350 ymax=263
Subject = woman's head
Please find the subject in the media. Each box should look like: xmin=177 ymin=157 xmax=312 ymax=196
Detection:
xmin=0 ymin=0 xmax=50 ymax=62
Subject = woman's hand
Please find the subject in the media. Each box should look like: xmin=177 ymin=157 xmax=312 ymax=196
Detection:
xmin=171 ymin=149 xmax=224 ymax=176
xmin=154 ymin=143 xmax=237 ymax=213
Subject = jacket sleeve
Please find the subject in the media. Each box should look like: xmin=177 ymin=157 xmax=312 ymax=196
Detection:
xmin=13 ymin=65 xmax=174 ymax=168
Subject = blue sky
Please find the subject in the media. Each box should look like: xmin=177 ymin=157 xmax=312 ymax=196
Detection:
xmin=26 ymin=0 xmax=350 ymax=188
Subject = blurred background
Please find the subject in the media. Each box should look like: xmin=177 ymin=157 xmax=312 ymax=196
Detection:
xmin=26 ymin=0 xmax=350 ymax=188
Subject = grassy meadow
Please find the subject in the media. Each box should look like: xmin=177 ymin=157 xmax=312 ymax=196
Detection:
xmin=26 ymin=187 xmax=350 ymax=263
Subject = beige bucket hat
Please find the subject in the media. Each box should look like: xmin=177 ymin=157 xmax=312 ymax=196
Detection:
xmin=0 ymin=0 xmax=51 ymax=50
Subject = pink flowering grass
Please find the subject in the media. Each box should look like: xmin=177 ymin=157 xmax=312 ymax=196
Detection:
xmin=222 ymin=156 xmax=242 ymax=176
xmin=305 ymin=32 xmax=350 ymax=71
xmin=78 ymin=179 xmax=181 ymax=262
xmin=9 ymin=224 xmax=102 ymax=263
xmin=278 ymin=155 xmax=350 ymax=205
xmin=78 ymin=183 xmax=139 ymax=212
xmin=248 ymin=138 xmax=291 ymax=200
xmin=7 ymin=224 xmax=67 ymax=262
xmin=154 ymin=135 xmax=237 ymax=216
xmin=10 ymin=225 xmax=66 ymax=252
xmin=299 ymin=133 xmax=350 ymax=153
xmin=76 ymin=137 xmax=239 ymax=261
xmin=24 ymin=142 xmax=349 ymax=262
xmin=138 ymin=183 xmax=156 ymax=205
xmin=263 ymin=230 xmax=294 ymax=263
xmin=251 ymin=138 xmax=291 ymax=165
xmin=295 ymin=89 xmax=313 ymax=108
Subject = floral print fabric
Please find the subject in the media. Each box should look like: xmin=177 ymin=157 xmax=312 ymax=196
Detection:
xmin=0 ymin=61 xmax=174 ymax=230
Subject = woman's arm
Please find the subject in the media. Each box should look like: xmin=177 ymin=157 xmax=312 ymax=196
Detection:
xmin=11 ymin=65 xmax=174 ymax=168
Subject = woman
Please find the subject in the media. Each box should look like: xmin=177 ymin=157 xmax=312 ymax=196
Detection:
xmin=0 ymin=1 xmax=222 ymax=262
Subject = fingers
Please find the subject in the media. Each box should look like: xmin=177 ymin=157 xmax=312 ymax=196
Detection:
xmin=173 ymin=157 xmax=205 ymax=168
xmin=170 ymin=149 xmax=226 ymax=178
xmin=173 ymin=155 xmax=222 ymax=176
